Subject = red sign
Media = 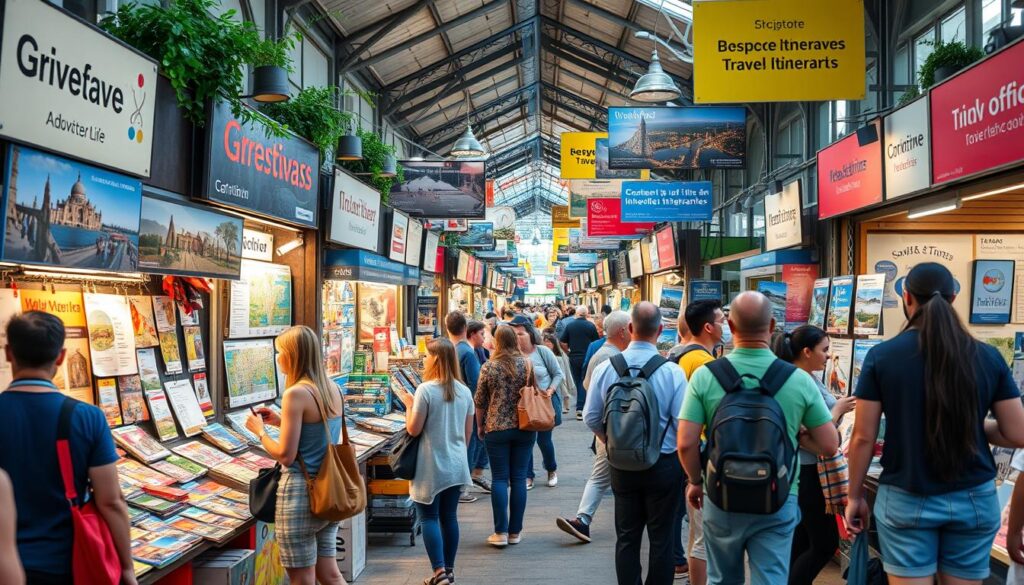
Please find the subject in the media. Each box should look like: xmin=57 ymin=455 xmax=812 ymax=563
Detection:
xmin=781 ymin=264 xmax=819 ymax=325
xmin=586 ymin=198 xmax=654 ymax=237
xmin=486 ymin=180 xmax=495 ymax=207
xmin=656 ymin=226 xmax=676 ymax=269
xmin=816 ymin=122 xmax=883 ymax=219
xmin=466 ymin=256 xmax=476 ymax=284
xmin=373 ymin=327 xmax=390 ymax=354
xmin=931 ymin=42 xmax=1024 ymax=184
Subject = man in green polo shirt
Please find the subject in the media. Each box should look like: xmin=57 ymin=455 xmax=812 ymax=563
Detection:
xmin=677 ymin=291 xmax=837 ymax=585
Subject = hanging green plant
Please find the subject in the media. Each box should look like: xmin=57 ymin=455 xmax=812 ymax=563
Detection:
xmin=259 ymin=87 xmax=354 ymax=161
xmin=897 ymin=85 xmax=921 ymax=107
xmin=101 ymin=0 xmax=296 ymax=133
xmin=917 ymin=40 xmax=984 ymax=90
xmin=340 ymin=128 xmax=404 ymax=203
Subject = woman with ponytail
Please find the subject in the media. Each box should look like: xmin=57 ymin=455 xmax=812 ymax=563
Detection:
xmin=846 ymin=263 xmax=1024 ymax=585
xmin=772 ymin=325 xmax=855 ymax=585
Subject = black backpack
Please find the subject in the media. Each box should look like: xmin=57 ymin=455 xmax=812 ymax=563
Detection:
xmin=602 ymin=354 xmax=668 ymax=471
xmin=703 ymin=358 xmax=798 ymax=515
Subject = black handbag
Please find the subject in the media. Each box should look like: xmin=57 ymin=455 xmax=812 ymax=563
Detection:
xmin=388 ymin=432 xmax=421 ymax=480
xmin=249 ymin=462 xmax=282 ymax=523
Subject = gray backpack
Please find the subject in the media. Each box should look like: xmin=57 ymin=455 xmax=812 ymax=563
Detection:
xmin=602 ymin=354 xmax=668 ymax=471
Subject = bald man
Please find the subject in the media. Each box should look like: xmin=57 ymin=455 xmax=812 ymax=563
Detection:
xmin=677 ymin=292 xmax=838 ymax=585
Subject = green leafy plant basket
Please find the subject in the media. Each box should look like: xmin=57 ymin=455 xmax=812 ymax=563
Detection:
xmin=900 ymin=40 xmax=984 ymax=106
xmin=340 ymin=128 xmax=404 ymax=203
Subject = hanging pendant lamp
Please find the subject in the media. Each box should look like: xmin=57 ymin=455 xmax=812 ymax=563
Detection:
xmin=630 ymin=49 xmax=682 ymax=103
xmin=450 ymin=96 xmax=487 ymax=158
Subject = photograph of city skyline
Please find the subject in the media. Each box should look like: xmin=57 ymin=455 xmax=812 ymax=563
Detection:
xmin=608 ymin=107 xmax=747 ymax=170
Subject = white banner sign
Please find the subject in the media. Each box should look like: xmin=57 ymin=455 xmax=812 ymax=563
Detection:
xmin=405 ymin=219 xmax=423 ymax=267
xmin=883 ymin=99 xmax=931 ymax=200
xmin=764 ymin=180 xmax=802 ymax=251
xmin=241 ymin=229 xmax=273 ymax=262
xmin=0 ymin=0 xmax=158 ymax=177
xmin=328 ymin=169 xmax=381 ymax=251
xmin=390 ymin=210 xmax=409 ymax=263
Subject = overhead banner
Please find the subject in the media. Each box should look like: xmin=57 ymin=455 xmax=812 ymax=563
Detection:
xmin=620 ymin=181 xmax=713 ymax=222
xmin=551 ymin=205 xmax=581 ymax=229
xmin=0 ymin=0 xmax=159 ymax=177
xmin=586 ymin=198 xmax=655 ymax=238
xmin=202 ymin=100 xmax=319 ymax=228
xmin=883 ymin=99 xmax=931 ymax=199
xmin=552 ymin=228 xmax=570 ymax=262
xmin=568 ymin=179 xmax=623 ymax=218
xmin=328 ymin=169 xmax=381 ymax=251
xmin=559 ymin=132 xmax=605 ymax=179
xmin=596 ymin=138 xmax=648 ymax=179
xmin=691 ymin=0 xmax=866 ymax=103
xmin=763 ymin=180 xmax=802 ymax=251
xmin=930 ymin=40 xmax=1024 ymax=185
xmin=608 ymin=107 xmax=746 ymax=169
xmin=817 ymin=121 xmax=883 ymax=219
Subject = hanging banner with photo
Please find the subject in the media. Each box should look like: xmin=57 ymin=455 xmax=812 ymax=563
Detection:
xmin=691 ymin=0 xmax=865 ymax=103
xmin=138 ymin=191 xmax=244 ymax=279
xmin=596 ymin=138 xmax=648 ymax=179
xmin=551 ymin=205 xmax=581 ymax=229
xmin=620 ymin=181 xmax=713 ymax=222
xmin=607 ymin=107 xmax=746 ymax=169
xmin=586 ymin=198 xmax=655 ymax=238
xmin=391 ymin=161 xmax=486 ymax=218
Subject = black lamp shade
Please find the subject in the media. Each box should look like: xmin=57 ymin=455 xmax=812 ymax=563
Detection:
xmin=251 ymin=66 xmax=290 ymax=103
xmin=337 ymin=134 xmax=363 ymax=161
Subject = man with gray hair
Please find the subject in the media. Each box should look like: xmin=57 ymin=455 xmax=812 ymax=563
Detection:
xmin=584 ymin=302 xmax=688 ymax=585
xmin=555 ymin=310 xmax=631 ymax=544
xmin=559 ymin=303 xmax=600 ymax=419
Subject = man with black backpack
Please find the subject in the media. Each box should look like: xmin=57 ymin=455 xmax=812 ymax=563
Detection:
xmin=677 ymin=292 xmax=838 ymax=585
xmin=584 ymin=302 xmax=687 ymax=585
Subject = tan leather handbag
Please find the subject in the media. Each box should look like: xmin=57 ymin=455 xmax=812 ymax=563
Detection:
xmin=297 ymin=386 xmax=367 ymax=521
xmin=517 ymin=359 xmax=556 ymax=432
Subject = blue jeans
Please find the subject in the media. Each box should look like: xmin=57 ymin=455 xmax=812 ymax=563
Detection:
xmin=703 ymin=493 xmax=800 ymax=585
xmin=875 ymin=482 xmax=1000 ymax=580
xmin=527 ymin=429 xmax=558 ymax=479
xmin=570 ymin=357 xmax=586 ymax=411
xmin=672 ymin=489 xmax=688 ymax=566
xmin=484 ymin=429 xmax=536 ymax=534
xmin=415 ymin=485 xmax=462 ymax=571
xmin=468 ymin=418 xmax=489 ymax=471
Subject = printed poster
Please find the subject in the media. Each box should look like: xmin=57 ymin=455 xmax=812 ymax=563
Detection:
xmin=20 ymin=290 xmax=92 ymax=403
xmin=128 ymin=296 xmax=159 ymax=348
xmin=659 ymin=286 xmax=684 ymax=325
xmin=192 ymin=373 xmax=214 ymax=418
xmin=158 ymin=330 xmax=183 ymax=375
xmin=164 ymin=379 xmax=207 ymax=437
xmin=976 ymin=235 xmax=1024 ymax=323
xmin=807 ymin=278 xmax=831 ymax=329
xmin=781 ymin=264 xmax=819 ymax=331
xmin=184 ymin=326 xmax=206 ymax=372
xmin=84 ymin=293 xmax=138 ymax=377
xmin=826 ymin=276 xmax=855 ymax=335
xmin=229 ymin=260 xmax=293 ymax=338
xmin=824 ymin=337 xmax=854 ymax=400
xmin=96 ymin=378 xmax=122 ymax=427
xmin=117 ymin=374 xmax=149 ymax=424
xmin=223 ymin=338 xmax=278 ymax=408
xmin=416 ymin=296 xmax=439 ymax=335
xmin=853 ymin=274 xmax=885 ymax=335
xmin=850 ymin=339 xmax=882 ymax=396
xmin=757 ymin=281 xmax=788 ymax=333
xmin=0 ymin=290 xmax=21 ymax=389
xmin=358 ymin=282 xmax=397 ymax=344
xmin=970 ymin=259 xmax=1015 ymax=325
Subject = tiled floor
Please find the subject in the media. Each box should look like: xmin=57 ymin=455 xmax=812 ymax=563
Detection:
xmin=356 ymin=418 xmax=845 ymax=584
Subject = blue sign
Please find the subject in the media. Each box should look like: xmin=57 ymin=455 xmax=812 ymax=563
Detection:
xmin=689 ymin=280 xmax=723 ymax=302
xmin=970 ymin=259 xmax=1015 ymax=324
xmin=620 ymin=181 xmax=713 ymax=222
xmin=324 ymin=249 xmax=415 ymax=285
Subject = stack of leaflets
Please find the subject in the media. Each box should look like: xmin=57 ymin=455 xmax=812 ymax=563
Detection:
xmin=207 ymin=461 xmax=258 ymax=491
xmin=131 ymin=527 xmax=203 ymax=568
xmin=171 ymin=441 xmax=234 ymax=469
xmin=353 ymin=415 xmax=405 ymax=434
xmin=149 ymin=455 xmax=207 ymax=484
xmin=127 ymin=507 xmax=148 ymax=524
xmin=117 ymin=459 xmax=175 ymax=488
xmin=343 ymin=374 xmax=392 ymax=416
xmin=191 ymin=495 xmax=251 ymax=521
xmin=179 ymin=506 xmax=246 ymax=530
xmin=382 ymin=412 xmax=406 ymax=424
xmin=111 ymin=426 xmax=171 ymax=463
xmin=224 ymin=409 xmax=281 ymax=446
xmin=236 ymin=451 xmax=275 ymax=470
xmin=200 ymin=423 xmax=249 ymax=454
xmin=179 ymin=479 xmax=229 ymax=503
xmin=127 ymin=493 xmax=190 ymax=518
xmin=166 ymin=516 xmax=235 ymax=544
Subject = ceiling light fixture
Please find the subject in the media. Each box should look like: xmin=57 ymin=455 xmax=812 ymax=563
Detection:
xmin=961 ymin=181 xmax=1024 ymax=202
xmin=907 ymin=197 xmax=960 ymax=219
xmin=630 ymin=49 xmax=682 ymax=103
xmin=450 ymin=94 xmax=487 ymax=158
xmin=276 ymin=236 xmax=305 ymax=257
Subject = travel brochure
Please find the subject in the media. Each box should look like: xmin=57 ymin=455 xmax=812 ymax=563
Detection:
xmin=193 ymin=373 xmax=214 ymax=418
xmin=807 ymin=278 xmax=830 ymax=330
xmin=151 ymin=296 xmax=177 ymax=332
xmin=200 ymin=423 xmax=250 ymax=454
xmin=224 ymin=408 xmax=280 ymax=446
xmin=149 ymin=456 xmax=207 ymax=484
xmin=143 ymin=385 xmax=179 ymax=442
xmin=164 ymin=379 xmax=207 ymax=437
xmin=229 ymin=259 xmax=293 ymax=338
xmin=117 ymin=374 xmax=149 ymax=424
xmin=128 ymin=295 xmax=159 ymax=348
xmin=852 ymin=274 xmax=885 ymax=335
xmin=826 ymin=275 xmax=855 ymax=335
xmin=172 ymin=441 xmax=235 ymax=469
xmin=158 ymin=330 xmax=183 ymax=375
xmin=84 ymin=293 xmax=139 ymax=377
xmin=184 ymin=326 xmax=206 ymax=372
xmin=823 ymin=338 xmax=853 ymax=401
xmin=97 ymin=378 xmax=123 ymax=427
xmin=850 ymin=339 xmax=882 ymax=395
xmin=116 ymin=458 xmax=175 ymax=487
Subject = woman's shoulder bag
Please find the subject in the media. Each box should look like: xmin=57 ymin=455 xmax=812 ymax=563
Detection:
xmin=298 ymin=386 xmax=367 ymax=521
xmin=517 ymin=358 xmax=556 ymax=432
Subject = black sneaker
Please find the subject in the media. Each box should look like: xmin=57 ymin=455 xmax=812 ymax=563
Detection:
xmin=472 ymin=476 xmax=492 ymax=493
xmin=575 ymin=410 xmax=583 ymax=421
xmin=556 ymin=516 xmax=591 ymax=543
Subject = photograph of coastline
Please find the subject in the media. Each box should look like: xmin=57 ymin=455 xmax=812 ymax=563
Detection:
xmin=607 ymin=107 xmax=746 ymax=170
xmin=2 ymin=145 xmax=141 ymax=271
xmin=138 ymin=192 xmax=242 ymax=279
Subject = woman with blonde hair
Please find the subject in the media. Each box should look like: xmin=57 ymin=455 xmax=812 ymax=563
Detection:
xmin=247 ymin=326 xmax=346 ymax=585
xmin=393 ymin=338 xmax=474 ymax=585
xmin=476 ymin=326 xmax=536 ymax=547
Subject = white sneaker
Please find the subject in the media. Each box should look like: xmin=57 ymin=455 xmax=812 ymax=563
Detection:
xmin=487 ymin=533 xmax=508 ymax=547
xmin=508 ymin=533 xmax=522 ymax=545
xmin=547 ymin=472 xmax=558 ymax=487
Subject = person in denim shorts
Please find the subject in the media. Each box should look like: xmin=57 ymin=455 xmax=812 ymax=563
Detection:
xmin=847 ymin=263 xmax=1024 ymax=584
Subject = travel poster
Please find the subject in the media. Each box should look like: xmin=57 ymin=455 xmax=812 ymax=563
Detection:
xmin=117 ymin=374 xmax=149 ymax=424
xmin=853 ymin=274 xmax=886 ymax=335
xmin=850 ymin=339 xmax=882 ymax=396
xmin=658 ymin=286 xmax=685 ymax=325
xmin=229 ymin=260 xmax=293 ymax=338
xmin=358 ymin=282 xmax=398 ymax=344
xmin=138 ymin=192 xmax=243 ymax=279
xmin=807 ymin=278 xmax=831 ymax=329
xmin=184 ymin=326 xmax=206 ymax=372
xmin=2 ymin=145 xmax=142 ymax=272
xmin=782 ymin=264 xmax=818 ymax=331
xmin=975 ymin=235 xmax=1024 ymax=323
xmin=151 ymin=296 xmax=177 ymax=332
xmin=970 ymin=259 xmax=1015 ymax=325
xmin=96 ymin=378 xmax=122 ymax=427
xmin=757 ymin=281 xmax=788 ymax=333
xmin=417 ymin=296 xmax=439 ymax=335
xmin=164 ymin=379 xmax=207 ymax=437
xmin=0 ymin=290 xmax=21 ymax=389
xmin=824 ymin=337 xmax=854 ymax=400
xmin=158 ymin=330 xmax=183 ymax=375
xmin=826 ymin=275 xmax=855 ymax=335
xmin=657 ymin=327 xmax=678 ymax=353
xmin=20 ymin=290 xmax=92 ymax=403
xmin=84 ymin=293 xmax=138 ymax=377
xmin=223 ymin=338 xmax=278 ymax=408
xmin=390 ymin=161 xmax=485 ymax=219
xmin=606 ymin=106 xmax=746 ymax=170
xmin=128 ymin=296 xmax=159 ymax=348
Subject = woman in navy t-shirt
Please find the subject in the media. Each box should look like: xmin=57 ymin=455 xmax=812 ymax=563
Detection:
xmin=846 ymin=263 xmax=1024 ymax=584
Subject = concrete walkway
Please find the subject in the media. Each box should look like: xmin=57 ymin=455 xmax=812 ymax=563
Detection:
xmin=355 ymin=417 xmax=844 ymax=585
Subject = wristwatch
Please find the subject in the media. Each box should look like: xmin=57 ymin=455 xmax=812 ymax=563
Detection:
xmin=688 ymin=477 xmax=703 ymax=487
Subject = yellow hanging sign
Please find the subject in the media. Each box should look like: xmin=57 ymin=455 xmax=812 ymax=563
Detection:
xmin=560 ymin=132 xmax=605 ymax=179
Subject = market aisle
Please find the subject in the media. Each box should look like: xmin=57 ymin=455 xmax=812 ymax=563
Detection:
xmin=355 ymin=418 xmax=846 ymax=585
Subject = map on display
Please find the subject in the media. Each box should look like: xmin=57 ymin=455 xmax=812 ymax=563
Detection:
xmin=223 ymin=338 xmax=278 ymax=408
xmin=229 ymin=260 xmax=293 ymax=338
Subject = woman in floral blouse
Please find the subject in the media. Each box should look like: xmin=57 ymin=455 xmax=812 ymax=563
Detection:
xmin=475 ymin=325 xmax=535 ymax=548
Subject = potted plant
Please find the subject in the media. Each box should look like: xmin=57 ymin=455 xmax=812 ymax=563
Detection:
xmin=260 ymin=86 xmax=354 ymax=169
xmin=340 ymin=128 xmax=404 ymax=204
xmin=917 ymin=40 xmax=985 ymax=89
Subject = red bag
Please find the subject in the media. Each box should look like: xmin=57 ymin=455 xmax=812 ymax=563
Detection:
xmin=57 ymin=398 xmax=121 ymax=585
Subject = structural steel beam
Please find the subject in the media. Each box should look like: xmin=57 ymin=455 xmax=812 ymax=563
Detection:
xmin=418 ymin=85 xmax=535 ymax=147
xmin=392 ymin=56 xmax=525 ymax=120
xmin=338 ymin=0 xmax=436 ymax=72
xmin=564 ymin=0 xmax=690 ymax=59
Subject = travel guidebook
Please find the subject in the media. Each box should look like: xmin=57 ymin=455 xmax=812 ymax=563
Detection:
xmin=851 ymin=339 xmax=882 ymax=395
xmin=853 ymin=274 xmax=885 ymax=335
xmin=96 ymin=378 xmax=123 ymax=427
xmin=826 ymin=275 xmax=856 ymax=335
xmin=143 ymin=385 xmax=180 ymax=442
xmin=824 ymin=338 xmax=854 ymax=401
xmin=807 ymin=278 xmax=831 ymax=329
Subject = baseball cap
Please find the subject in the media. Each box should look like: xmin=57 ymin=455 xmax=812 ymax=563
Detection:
xmin=508 ymin=315 xmax=533 ymax=327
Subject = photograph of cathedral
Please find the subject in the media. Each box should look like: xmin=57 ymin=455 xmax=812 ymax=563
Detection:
xmin=607 ymin=107 xmax=747 ymax=170
xmin=138 ymin=191 xmax=243 ymax=279
xmin=2 ymin=145 xmax=142 ymax=270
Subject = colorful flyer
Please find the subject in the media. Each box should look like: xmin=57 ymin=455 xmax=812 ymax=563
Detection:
xmin=151 ymin=296 xmax=177 ymax=332
xmin=807 ymin=278 xmax=831 ymax=329
xmin=193 ymin=373 xmax=214 ymax=418
xmin=136 ymin=348 xmax=162 ymax=392
xmin=184 ymin=326 xmax=206 ymax=372
xmin=21 ymin=290 xmax=93 ymax=403
xmin=824 ymin=338 xmax=854 ymax=400
xmin=826 ymin=275 xmax=855 ymax=335
xmin=84 ymin=293 xmax=138 ymax=377
xmin=96 ymin=378 xmax=122 ymax=427
xmin=117 ymin=374 xmax=149 ymax=423
xmin=852 ymin=274 xmax=885 ymax=335
xmin=164 ymin=379 xmax=207 ymax=437
xmin=158 ymin=331 xmax=183 ymax=375
xmin=128 ymin=296 xmax=159 ymax=348
xmin=144 ymin=386 xmax=179 ymax=442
